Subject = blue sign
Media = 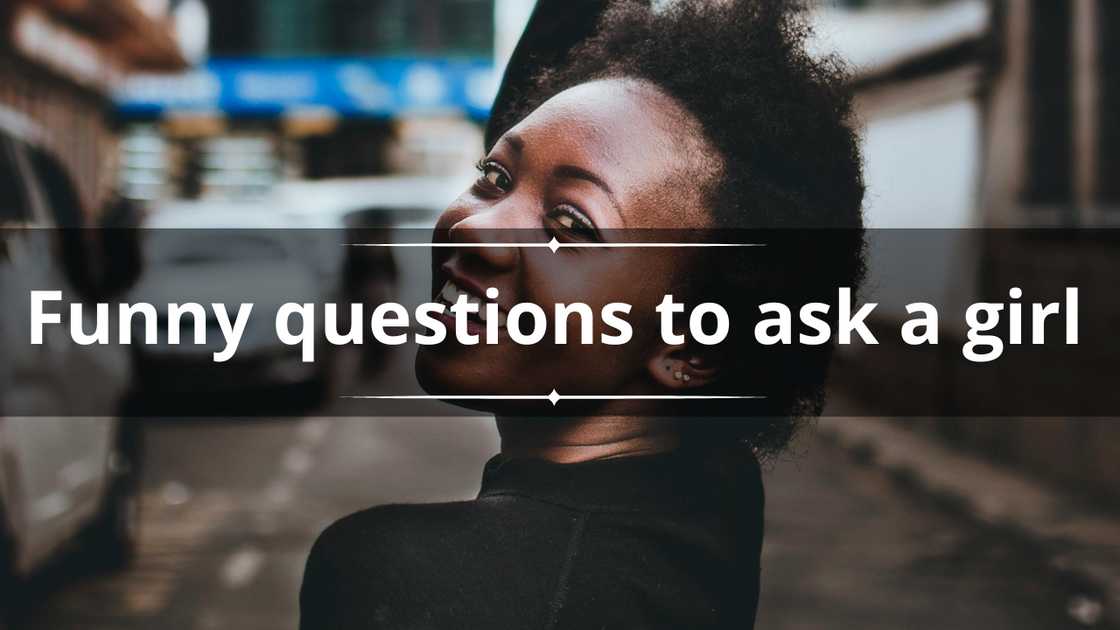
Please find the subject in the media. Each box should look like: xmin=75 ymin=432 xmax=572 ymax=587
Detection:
xmin=115 ymin=57 xmax=495 ymax=120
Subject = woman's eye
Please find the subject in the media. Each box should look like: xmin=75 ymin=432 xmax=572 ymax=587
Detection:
xmin=475 ymin=160 xmax=512 ymax=192
xmin=546 ymin=205 xmax=599 ymax=241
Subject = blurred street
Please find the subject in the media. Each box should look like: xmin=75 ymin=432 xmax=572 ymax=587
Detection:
xmin=3 ymin=0 xmax=1119 ymax=628
xmin=8 ymin=355 xmax=1108 ymax=630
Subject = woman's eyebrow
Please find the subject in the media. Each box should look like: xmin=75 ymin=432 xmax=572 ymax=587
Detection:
xmin=503 ymin=132 xmax=525 ymax=154
xmin=552 ymin=164 xmax=624 ymax=221
xmin=501 ymin=131 xmax=625 ymax=224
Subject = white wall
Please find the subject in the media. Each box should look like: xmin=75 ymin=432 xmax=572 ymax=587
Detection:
xmin=494 ymin=0 xmax=537 ymax=79
xmin=861 ymin=99 xmax=981 ymax=229
xmin=859 ymin=98 xmax=983 ymax=325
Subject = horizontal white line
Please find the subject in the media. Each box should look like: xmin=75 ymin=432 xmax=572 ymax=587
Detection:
xmin=345 ymin=394 xmax=550 ymax=400
xmin=551 ymin=395 xmax=765 ymax=400
xmin=345 ymin=242 xmax=765 ymax=249
xmin=341 ymin=393 xmax=765 ymax=407
xmin=341 ymin=395 xmax=764 ymax=399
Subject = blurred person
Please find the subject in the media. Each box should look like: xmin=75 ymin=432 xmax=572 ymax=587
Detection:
xmin=301 ymin=1 xmax=864 ymax=628
xmin=96 ymin=195 xmax=146 ymax=299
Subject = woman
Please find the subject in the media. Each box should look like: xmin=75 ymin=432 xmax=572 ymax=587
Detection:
xmin=300 ymin=1 xmax=864 ymax=628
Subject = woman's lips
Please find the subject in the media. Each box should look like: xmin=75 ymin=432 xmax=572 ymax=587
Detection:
xmin=435 ymin=279 xmax=509 ymax=328
xmin=433 ymin=310 xmax=483 ymax=337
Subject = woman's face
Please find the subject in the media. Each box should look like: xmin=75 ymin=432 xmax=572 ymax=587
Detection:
xmin=415 ymin=78 xmax=720 ymax=413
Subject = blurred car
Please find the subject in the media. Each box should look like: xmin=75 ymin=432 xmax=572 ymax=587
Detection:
xmin=271 ymin=174 xmax=473 ymax=309
xmin=128 ymin=204 xmax=333 ymax=400
xmin=0 ymin=107 xmax=141 ymax=614
xmin=271 ymin=173 xmax=472 ymax=229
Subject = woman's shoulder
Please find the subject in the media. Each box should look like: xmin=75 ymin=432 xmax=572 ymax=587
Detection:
xmin=299 ymin=498 xmax=580 ymax=629
xmin=304 ymin=497 xmax=539 ymax=579
xmin=308 ymin=501 xmax=477 ymax=567
xmin=300 ymin=501 xmax=490 ymax=628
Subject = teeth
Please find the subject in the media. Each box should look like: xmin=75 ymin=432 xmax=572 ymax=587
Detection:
xmin=440 ymin=281 xmax=457 ymax=304
xmin=438 ymin=279 xmax=507 ymax=328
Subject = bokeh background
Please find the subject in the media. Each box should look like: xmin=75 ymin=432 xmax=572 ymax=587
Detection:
xmin=1 ymin=1 xmax=1118 ymax=628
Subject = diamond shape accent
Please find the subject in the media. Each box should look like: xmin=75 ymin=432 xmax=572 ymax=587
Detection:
xmin=548 ymin=238 xmax=560 ymax=253
xmin=548 ymin=389 xmax=561 ymax=406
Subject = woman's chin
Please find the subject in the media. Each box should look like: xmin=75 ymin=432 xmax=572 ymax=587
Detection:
xmin=414 ymin=348 xmax=560 ymax=416
xmin=416 ymin=346 xmax=505 ymax=397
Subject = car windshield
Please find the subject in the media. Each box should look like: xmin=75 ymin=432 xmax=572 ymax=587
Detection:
xmin=145 ymin=231 xmax=291 ymax=266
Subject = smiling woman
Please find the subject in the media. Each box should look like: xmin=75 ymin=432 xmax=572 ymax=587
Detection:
xmin=301 ymin=0 xmax=866 ymax=628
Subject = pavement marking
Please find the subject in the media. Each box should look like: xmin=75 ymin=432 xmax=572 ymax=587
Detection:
xmin=127 ymin=492 xmax=235 ymax=615
xmin=160 ymin=480 xmax=192 ymax=506
xmin=283 ymin=446 xmax=315 ymax=477
xmin=297 ymin=418 xmax=331 ymax=446
xmin=265 ymin=480 xmax=294 ymax=507
xmin=220 ymin=546 xmax=266 ymax=590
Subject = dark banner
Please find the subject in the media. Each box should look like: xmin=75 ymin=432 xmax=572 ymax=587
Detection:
xmin=1 ymin=228 xmax=1117 ymax=418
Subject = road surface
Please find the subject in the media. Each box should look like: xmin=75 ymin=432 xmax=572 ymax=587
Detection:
xmin=12 ymin=374 xmax=1108 ymax=629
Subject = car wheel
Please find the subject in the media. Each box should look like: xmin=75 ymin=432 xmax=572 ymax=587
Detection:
xmin=84 ymin=425 xmax=142 ymax=571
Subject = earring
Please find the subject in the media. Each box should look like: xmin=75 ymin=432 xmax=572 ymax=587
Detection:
xmin=673 ymin=371 xmax=683 ymax=381
xmin=683 ymin=374 xmax=692 ymax=383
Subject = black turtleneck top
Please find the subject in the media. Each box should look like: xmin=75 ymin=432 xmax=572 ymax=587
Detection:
xmin=299 ymin=448 xmax=765 ymax=630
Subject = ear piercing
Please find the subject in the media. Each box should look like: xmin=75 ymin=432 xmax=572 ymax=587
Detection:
xmin=670 ymin=368 xmax=691 ymax=382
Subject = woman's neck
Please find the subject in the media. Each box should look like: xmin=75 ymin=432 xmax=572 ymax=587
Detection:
xmin=496 ymin=416 xmax=680 ymax=464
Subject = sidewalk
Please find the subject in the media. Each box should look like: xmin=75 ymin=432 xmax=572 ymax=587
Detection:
xmin=816 ymin=415 xmax=1120 ymax=627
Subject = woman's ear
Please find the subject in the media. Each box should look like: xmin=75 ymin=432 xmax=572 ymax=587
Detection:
xmin=647 ymin=345 xmax=721 ymax=390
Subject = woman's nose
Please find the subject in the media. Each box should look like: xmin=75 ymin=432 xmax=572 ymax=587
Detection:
xmin=446 ymin=210 xmax=523 ymax=271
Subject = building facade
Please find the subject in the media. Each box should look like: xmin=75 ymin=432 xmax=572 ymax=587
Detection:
xmin=1 ymin=0 xmax=185 ymax=215
xmin=825 ymin=0 xmax=1120 ymax=501
xmin=114 ymin=0 xmax=498 ymax=201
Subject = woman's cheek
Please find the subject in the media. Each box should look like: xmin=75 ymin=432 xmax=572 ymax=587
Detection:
xmin=521 ymin=250 xmax=654 ymax=305
xmin=433 ymin=194 xmax=475 ymax=231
